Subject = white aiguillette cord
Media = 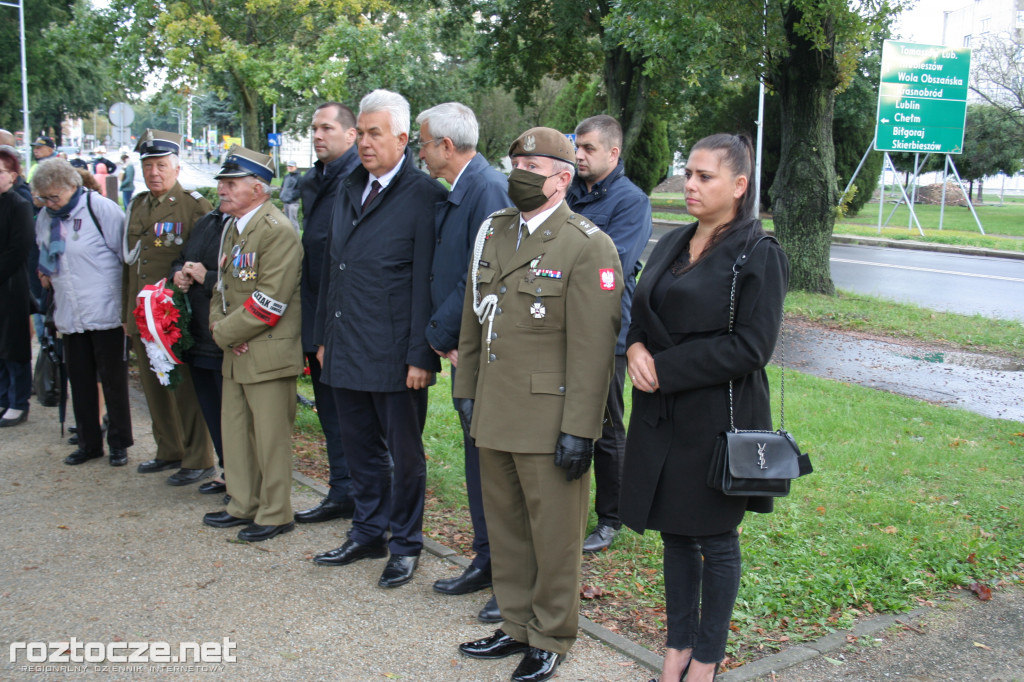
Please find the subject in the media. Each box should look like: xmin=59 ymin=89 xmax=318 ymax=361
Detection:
xmin=469 ymin=217 xmax=498 ymax=362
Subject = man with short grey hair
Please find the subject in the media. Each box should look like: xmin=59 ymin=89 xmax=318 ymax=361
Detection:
xmin=123 ymin=129 xmax=215 ymax=486
xmin=312 ymin=90 xmax=446 ymax=589
xmin=416 ymin=101 xmax=510 ymax=621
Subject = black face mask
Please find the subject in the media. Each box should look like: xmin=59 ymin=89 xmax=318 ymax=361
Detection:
xmin=507 ymin=168 xmax=558 ymax=212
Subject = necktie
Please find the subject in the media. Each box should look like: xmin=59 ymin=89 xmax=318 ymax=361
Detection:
xmin=362 ymin=180 xmax=381 ymax=213
xmin=516 ymin=221 xmax=527 ymax=251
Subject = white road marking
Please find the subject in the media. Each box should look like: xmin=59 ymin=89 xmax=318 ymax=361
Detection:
xmin=830 ymin=258 xmax=1024 ymax=283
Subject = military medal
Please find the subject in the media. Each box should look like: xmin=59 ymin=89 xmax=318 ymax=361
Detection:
xmin=154 ymin=238 xmax=163 ymax=247
xmin=72 ymin=219 xmax=82 ymax=240
xmin=174 ymin=235 xmax=183 ymax=245
xmin=530 ymin=298 xmax=546 ymax=319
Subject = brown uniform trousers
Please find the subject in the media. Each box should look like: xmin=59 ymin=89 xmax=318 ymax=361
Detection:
xmin=123 ymin=183 xmax=214 ymax=469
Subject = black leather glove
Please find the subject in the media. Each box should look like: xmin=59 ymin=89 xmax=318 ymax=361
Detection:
xmin=456 ymin=398 xmax=474 ymax=434
xmin=553 ymin=432 xmax=594 ymax=481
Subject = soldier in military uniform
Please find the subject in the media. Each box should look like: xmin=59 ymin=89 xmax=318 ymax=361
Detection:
xmin=454 ymin=128 xmax=623 ymax=682
xmin=202 ymin=146 xmax=303 ymax=542
xmin=122 ymin=130 xmax=215 ymax=485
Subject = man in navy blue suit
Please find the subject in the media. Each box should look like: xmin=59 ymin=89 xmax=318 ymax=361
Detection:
xmin=415 ymin=102 xmax=510 ymax=621
xmin=312 ymin=90 xmax=446 ymax=589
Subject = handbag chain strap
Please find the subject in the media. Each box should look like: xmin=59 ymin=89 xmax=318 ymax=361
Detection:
xmin=726 ymin=236 xmax=784 ymax=432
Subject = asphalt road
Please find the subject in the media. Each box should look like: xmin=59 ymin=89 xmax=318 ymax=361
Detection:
xmin=647 ymin=224 xmax=1024 ymax=322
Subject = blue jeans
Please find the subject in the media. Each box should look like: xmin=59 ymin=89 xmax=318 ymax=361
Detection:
xmin=122 ymin=190 xmax=133 ymax=208
xmin=0 ymin=359 xmax=32 ymax=412
xmin=662 ymin=529 xmax=742 ymax=664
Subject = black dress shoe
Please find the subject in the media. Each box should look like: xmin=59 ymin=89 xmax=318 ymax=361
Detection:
xmin=459 ymin=629 xmax=529 ymax=660
xmin=109 ymin=448 xmax=128 ymax=467
xmin=477 ymin=594 xmax=502 ymax=623
xmin=203 ymin=511 xmax=252 ymax=528
xmin=434 ymin=564 xmax=492 ymax=595
xmin=237 ymin=522 xmax=295 ymax=542
xmin=137 ymin=458 xmax=181 ymax=473
xmin=512 ymin=647 xmax=564 ymax=682
xmin=378 ymin=554 xmax=418 ymax=588
xmin=313 ymin=538 xmax=387 ymax=566
xmin=295 ymin=497 xmax=355 ymax=523
xmin=166 ymin=467 xmax=215 ymax=486
xmin=68 ymin=434 xmax=79 ymax=445
xmin=198 ymin=479 xmax=227 ymax=494
xmin=582 ymin=523 xmax=619 ymax=554
xmin=0 ymin=410 xmax=28 ymax=427
xmin=64 ymin=448 xmax=103 ymax=465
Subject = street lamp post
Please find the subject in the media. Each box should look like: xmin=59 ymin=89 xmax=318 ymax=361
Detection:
xmin=0 ymin=0 xmax=31 ymax=171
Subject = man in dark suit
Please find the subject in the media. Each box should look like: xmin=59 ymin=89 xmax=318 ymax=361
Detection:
xmin=293 ymin=102 xmax=361 ymax=525
xmin=415 ymin=102 xmax=511 ymax=622
xmin=312 ymin=89 xmax=446 ymax=588
xmin=454 ymin=128 xmax=622 ymax=682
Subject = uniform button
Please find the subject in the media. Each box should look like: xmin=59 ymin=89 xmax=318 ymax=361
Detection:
xmin=429 ymin=274 xmax=434 ymax=282
xmin=141 ymin=274 xmax=148 ymax=279
xmin=535 ymin=287 xmax=542 ymax=293
xmin=430 ymin=321 xmax=438 ymax=328
xmin=142 ymin=245 xmax=149 ymax=251
xmin=352 ymin=219 xmax=357 ymax=226
xmin=334 ymin=311 xmax=341 ymax=318
xmin=142 ymin=259 xmax=148 ymax=265
xmin=267 ymin=334 xmax=272 ymax=338
xmin=339 ymin=263 xmax=346 ymax=270
xmin=489 ymin=332 xmax=497 ymax=340
xmin=496 ymin=307 xmax=502 ymax=315
xmin=488 ymin=354 xmax=496 ymax=362
xmin=436 ymin=237 xmax=442 ymax=244
xmin=559 ymin=386 xmax=565 ymax=393
xmin=499 ymin=285 xmax=507 ymax=294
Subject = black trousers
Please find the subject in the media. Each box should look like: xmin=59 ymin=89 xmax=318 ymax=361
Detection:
xmin=189 ymin=360 xmax=224 ymax=467
xmin=451 ymin=367 xmax=489 ymax=570
xmin=593 ymin=354 xmax=626 ymax=529
xmin=662 ymin=529 xmax=742 ymax=664
xmin=308 ymin=352 xmax=352 ymax=501
xmin=332 ymin=386 xmax=428 ymax=556
xmin=63 ymin=328 xmax=133 ymax=454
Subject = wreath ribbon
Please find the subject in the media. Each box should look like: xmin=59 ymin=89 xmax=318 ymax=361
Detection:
xmin=137 ymin=278 xmax=182 ymax=365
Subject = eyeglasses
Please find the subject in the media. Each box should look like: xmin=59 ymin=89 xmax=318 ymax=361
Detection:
xmin=35 ymin=193 xmax=64 ymax=205
xmin=417 ymin=136 xmax=443 ymax=150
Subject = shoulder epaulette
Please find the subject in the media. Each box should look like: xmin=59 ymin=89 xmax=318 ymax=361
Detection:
xmin=568 ymin=213 xmax=600 ymax=236
xmin=488 ymin=207 xmax=518 ymax=218
xmin=189 ymin=190 xmax=204 ymax=201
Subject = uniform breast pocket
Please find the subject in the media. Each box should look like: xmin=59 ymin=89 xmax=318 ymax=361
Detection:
xmin=516 ymin=278 xmax=564 ymax=330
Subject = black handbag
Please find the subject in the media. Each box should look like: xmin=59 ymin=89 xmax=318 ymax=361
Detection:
xmin=706 ymin=236 xmax=813 ymax=497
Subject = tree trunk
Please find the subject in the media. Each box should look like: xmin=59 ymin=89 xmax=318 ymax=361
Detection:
xmin=769 ymin=5 xmax=839 ymax=295
xmin=976 ymin=179 xmax=983 ymax=203
xmin=604 ymin=46 xmax=647 ymax=161
xmin=231 ymin=71 xmax=261 ymax=152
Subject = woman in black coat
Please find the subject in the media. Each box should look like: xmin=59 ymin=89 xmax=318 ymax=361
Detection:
xmin=621 ymin=134 xmax=789 ymax=682
xmin=0 ymin=149 xmax=35 ymax=427
xmin=171 ymin=208 xmax=227 ymax=495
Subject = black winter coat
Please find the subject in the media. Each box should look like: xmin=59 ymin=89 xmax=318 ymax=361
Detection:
xmin=171 ymin=209 xmax=226 ymax=363
xmin=313 ymin=148 xmax=446 ymax=391
xmin=620 ymin=219 xmax=789 ymax=536
xmin=0 ymin=190 xmax=34 ymax=363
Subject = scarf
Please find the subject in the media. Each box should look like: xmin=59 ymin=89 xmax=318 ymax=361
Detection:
xmin=37 ymin=187 xmax=83 ymax=276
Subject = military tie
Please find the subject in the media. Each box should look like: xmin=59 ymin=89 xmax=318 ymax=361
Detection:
xmin=516 ymin=220 xmax=527 ymax=251
xmin=361 ymin=180 xmax=381 ymax=213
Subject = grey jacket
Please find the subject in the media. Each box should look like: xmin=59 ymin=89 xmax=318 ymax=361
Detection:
xmin=35 ymin=191 xmax=126 ymax=334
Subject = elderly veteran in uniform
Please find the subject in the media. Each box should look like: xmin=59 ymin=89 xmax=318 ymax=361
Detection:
xmin=454 ymin=128 xmax=622 ymax=682
xmin=122 ymin=129 xmax=216 ymax=485
xmin=201 ymin=146 xmax=303 ymax=542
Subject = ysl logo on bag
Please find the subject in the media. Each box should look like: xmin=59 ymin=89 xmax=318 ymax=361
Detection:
xmin=757 ymin=443 xmax=768 ymax=469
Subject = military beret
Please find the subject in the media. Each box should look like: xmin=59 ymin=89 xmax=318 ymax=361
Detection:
xmin=508 ymin=127 xmax=576 ymax=164
xmin=32 ymin=136 xmax=55 ymax=149
xmin=136 ymin=129 xmax=181 ymax=158
xmin=215 ymin=145 xmax=275 ymax=183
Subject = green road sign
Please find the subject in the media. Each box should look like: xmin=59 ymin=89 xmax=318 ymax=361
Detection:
xmin=875 ymin=41 xmax=971 ymax=154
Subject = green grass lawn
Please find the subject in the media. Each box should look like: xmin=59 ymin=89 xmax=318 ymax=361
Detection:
xmin=403 ymin=363 xmax=1024 ymax=664
xmin=651 ymin=192 xmax=1024 ymax=252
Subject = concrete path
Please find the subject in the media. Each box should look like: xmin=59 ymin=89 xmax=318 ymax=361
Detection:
xmin=0 ymin=386 xmax=645 ymax=681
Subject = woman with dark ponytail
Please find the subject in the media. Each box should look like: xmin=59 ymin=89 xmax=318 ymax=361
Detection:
xmin=621 ymin=133 xmax=789 ymax=681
